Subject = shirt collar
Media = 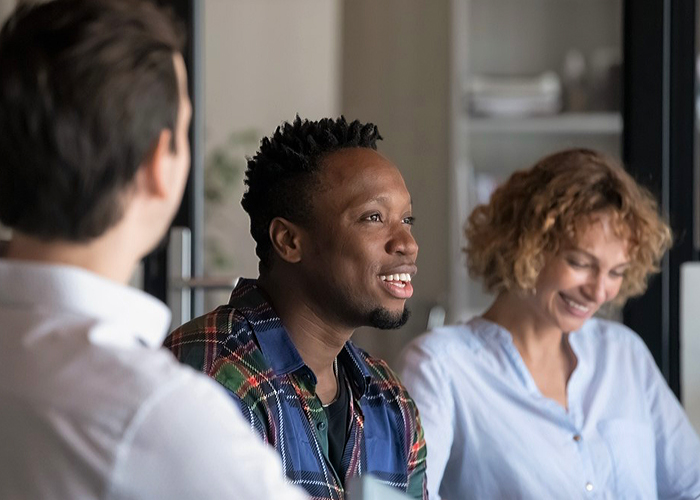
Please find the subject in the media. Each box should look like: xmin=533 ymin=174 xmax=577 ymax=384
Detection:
xmin=339 ymin=341 xmax=372 ymax=395
xmin=231 ymin=278 xmax=372 ymax=394
xmin=469 ymin=316 xmax=515 ymax=345
xmin=471 ymin=315 xmax=588 ymax=341
xmin=0 ymin=258 xmax=170 ymax=347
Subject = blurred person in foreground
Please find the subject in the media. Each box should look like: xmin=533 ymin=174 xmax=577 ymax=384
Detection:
xmin=165 ymin=116 xmax=427 ymax=500
xmin=0 ymin=1 xmax=307 ymax=498
xmin=399 ymin=148 xmax=700 ymax=499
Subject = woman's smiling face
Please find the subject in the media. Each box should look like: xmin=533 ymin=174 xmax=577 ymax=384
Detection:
xmin=527 ymin=212 xmax=631 ymax=333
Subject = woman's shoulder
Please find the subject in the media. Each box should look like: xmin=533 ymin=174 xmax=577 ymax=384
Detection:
xmin=578 ymin=317 xmax=651 ymax=356
xmin=406 ymin=317 xmax=502 ymax=357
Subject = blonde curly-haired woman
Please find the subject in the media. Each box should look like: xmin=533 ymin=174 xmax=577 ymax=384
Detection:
xmin=399 ymin=148 xmax=700 ymax=499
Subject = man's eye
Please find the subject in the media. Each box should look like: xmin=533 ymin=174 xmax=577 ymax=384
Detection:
xmin=403 ymin=216 xmax=415 ymax=226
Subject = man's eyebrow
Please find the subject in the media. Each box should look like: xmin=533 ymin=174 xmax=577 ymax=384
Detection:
xmin=356 ymin=195 xmax=413 ymax=206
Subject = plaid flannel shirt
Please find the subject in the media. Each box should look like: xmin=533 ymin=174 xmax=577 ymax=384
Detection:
xmin=164 ymin=278 xmax=427 ymax=500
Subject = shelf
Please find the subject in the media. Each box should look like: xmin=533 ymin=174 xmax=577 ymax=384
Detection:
xmin=468 ymin=112 xmax=622 ymax=135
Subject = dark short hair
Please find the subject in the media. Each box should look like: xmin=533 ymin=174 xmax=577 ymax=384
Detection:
xmin=241 ymin=116 xmax=382 ymax=270
xmin=0 ymin=0 xmax=184 ymax=241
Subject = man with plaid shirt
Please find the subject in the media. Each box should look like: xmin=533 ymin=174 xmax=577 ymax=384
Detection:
xmin=165 ymin=116 xmax=427 ymax=500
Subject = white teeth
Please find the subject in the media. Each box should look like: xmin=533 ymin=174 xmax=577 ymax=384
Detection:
xmin=379 ymin=273 xmax=412 ymax=282
xmin=562 ymin=295 xmax=589 ymax=312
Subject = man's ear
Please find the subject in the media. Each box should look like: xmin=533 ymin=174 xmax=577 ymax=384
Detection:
xmin=140 ymin=129 xmax=173 ymax=199
xmin=269 ymin=217 xmax=303 ymax=264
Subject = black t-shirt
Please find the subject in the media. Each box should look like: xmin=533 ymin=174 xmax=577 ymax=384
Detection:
xmin=323 ymin=361 xmax=350 ymax=475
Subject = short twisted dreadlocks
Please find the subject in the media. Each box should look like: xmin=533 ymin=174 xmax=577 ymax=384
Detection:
xmin=241 ymin=116 xmax=382 ymax=270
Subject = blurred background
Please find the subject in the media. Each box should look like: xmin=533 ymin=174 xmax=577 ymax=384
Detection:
xmin=1 ymin=0 xmax=699 ymax=432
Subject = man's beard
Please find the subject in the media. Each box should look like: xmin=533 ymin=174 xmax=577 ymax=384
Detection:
xmin=311 ymin=279 xmax=412 ymax=330
xmin=368 ymin=307 xmax=411 ymax=330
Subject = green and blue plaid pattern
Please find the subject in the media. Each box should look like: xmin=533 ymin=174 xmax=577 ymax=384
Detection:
xmin=164 ymin=279 xmax=427 ymax=500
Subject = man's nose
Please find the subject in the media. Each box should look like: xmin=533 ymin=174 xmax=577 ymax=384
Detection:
xmin=387 ymin=224 xmax=418 ymax=257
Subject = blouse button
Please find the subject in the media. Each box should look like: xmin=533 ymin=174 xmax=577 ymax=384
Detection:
xmin=585 ymin=482 xmax=594 ymax=492
xmin=573 ymin=434 xmax=582 ymax=442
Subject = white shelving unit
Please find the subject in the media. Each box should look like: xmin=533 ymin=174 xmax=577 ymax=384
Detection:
xmin=469 ymin=112 xmax=622 ymax=135
xmin=449 ymin=0 xmax=623 ymax=321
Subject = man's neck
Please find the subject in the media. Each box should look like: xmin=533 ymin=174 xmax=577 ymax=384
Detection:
xmin=5 ymin=229 xmax=140 ymax=285
xmin=257 ymin=274 xmax=352 ymax=390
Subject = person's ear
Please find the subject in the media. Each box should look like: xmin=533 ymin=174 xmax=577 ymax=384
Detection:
xmin=269 ymin=217 xmax=303 ymax=264
xmin=140 ymin=129 xmax=174 ymax=199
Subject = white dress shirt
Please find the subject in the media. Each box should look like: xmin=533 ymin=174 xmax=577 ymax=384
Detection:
xmin=398 ymin=317 xmax=700 ymax=500
xmin=0 ymin=259 xmax=308 ymax=500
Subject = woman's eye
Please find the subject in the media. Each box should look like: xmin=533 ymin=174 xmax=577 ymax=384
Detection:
xmin=403 ymin=216 xmax=415 ymax=226
xmin=366 ymin=213 xmax=382 ymax=222
xmin=567 ymin=259 xmax=587 ymax=269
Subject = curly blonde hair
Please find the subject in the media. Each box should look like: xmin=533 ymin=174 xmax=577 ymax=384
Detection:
xmin=465 ymin=148 xmax=672 ymax=304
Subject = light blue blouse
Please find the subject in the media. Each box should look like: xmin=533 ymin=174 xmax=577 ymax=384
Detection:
xmin=398 ymin=317 xmax=700 ymax=499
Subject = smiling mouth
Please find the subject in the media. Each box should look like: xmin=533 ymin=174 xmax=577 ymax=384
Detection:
xmin=559 ymin=293 xmax=591 ymax=315
xmin=378 ymin=273 xmax=413 ymax=299
xmin=379 ymin=273 xmax=412 ymax=287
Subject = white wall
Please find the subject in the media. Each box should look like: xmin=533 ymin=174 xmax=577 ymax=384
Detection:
xmin=204 ymin=0 xmax=341 ymax=141
xmin=0 ymin=0 xmax=14 ymax=22
xmin=681 ymin=263 xmax=700 ymax=434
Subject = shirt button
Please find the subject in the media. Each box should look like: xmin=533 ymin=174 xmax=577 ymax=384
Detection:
xmin=573 ymin=434 xmax=582 ymax=442
xmin=585 ymin=482 xmax=594 ymax=492
xmin=317 ymin=421 xmax=327 ymax=431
